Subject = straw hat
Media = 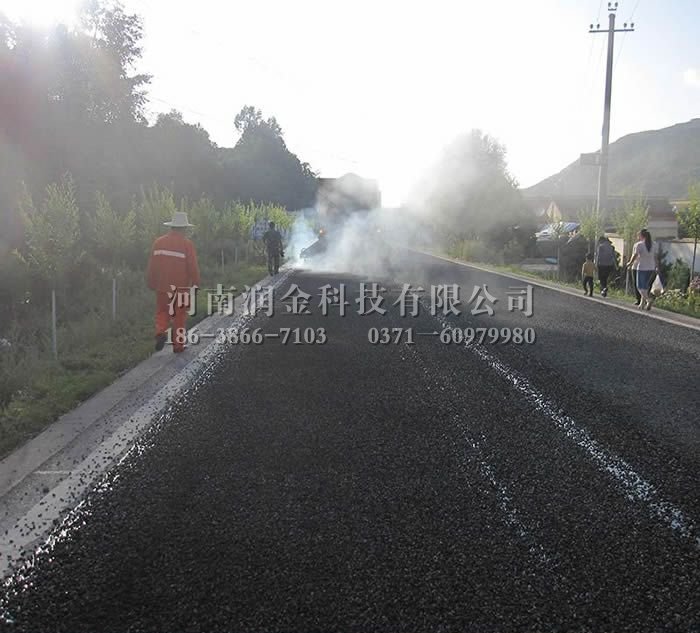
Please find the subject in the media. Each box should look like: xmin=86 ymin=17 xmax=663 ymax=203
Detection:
xmin=164 ymin=211 xmax=195 ymax=227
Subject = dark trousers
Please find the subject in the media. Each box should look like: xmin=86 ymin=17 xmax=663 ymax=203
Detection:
xmin=598 ymin=265 xmax=613 ymax=291
xmin=583 ymin=276 xmax=594 ymax=296
xmin=267 ymin=251 xmax=280 ymax=274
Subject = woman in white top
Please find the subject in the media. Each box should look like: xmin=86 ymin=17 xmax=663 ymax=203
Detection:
xmin=626 ymin=229 xmax=659 ymax=310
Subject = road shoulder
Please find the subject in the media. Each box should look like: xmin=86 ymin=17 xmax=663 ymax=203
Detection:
xmin=0 ymin=270 xmax=289 ymax=578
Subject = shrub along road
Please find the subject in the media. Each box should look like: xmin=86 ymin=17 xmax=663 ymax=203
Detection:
xmin=1 ymin=255 xmax=698 ymax=632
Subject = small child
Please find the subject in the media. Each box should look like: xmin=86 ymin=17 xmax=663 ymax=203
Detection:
xmin=582 ymin=253 xmax=595 ymax=297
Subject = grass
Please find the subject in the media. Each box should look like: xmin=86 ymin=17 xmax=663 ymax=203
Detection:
xmin=0 ymin=263 xmax=268 ymax=459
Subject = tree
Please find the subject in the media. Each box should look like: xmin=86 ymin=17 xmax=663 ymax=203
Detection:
xmin=614 ymin=196 xmax=649 ymax=263
xmin=676 ymin=182 xmax=700 ymax=279
xmin=0 ymin=1 xmax=153 ymax=224
xmin=578 ymin=206 xmax=605 ymax=254
xmin=614 ymin=196 xmax=649 ymax=294
xmin=92 ymin=191 xmax=136 ymax=271
xmin=16 ymin=175 xmax=83 ymax=357
xmin=234 ymin=105 xmax=262 ymax=134
xmin=227 ymin=202 xmax=256 ymax=243
xmin=79 ymin=0 xmax=151 ymax=121
xmin=145 ymin=110 xmax=216 ymax=201
xmin=549 ymin=221 xmax=568 ymax=279
xmin=413 ymin=129 xmax=526 ymax=250
xmin=135 ymin=184 xmax=177 ymax=255
xmin=91 ymin=191 xmax=136 ymax=319
xmin=227 ymin=105 xmax=317 ymax=210
xmin=18 ymin=175 xmax=82 ymax=287
xmin=189 ymin=197 xmax=230 ymax=261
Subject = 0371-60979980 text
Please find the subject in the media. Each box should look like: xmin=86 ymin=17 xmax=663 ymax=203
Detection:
xmin=366 ymin=327 xmax=536 ymax=345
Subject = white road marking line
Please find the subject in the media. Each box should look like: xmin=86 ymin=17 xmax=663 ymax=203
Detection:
xmin=462 ymin=428 xmax=551 ymax=564
xmin=410 ymin=251 xmax=700 ymax=544
xmin=34 ymin=471 xmax=72 ymax=475
xmin=437 ymin=316 xmax=700 ymax=548
xmin=406 ymin=342 xmax=551 ymax=565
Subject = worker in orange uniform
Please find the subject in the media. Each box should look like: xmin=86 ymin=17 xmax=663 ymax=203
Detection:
xmin=146 ymin=211 xmax=200 ymax=353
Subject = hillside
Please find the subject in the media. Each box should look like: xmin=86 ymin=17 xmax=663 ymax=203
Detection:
xmin=524 ymin=118 xmax=700 ymax=199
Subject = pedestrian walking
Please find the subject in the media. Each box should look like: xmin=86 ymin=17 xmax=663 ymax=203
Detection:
xmin=582 ymin=253 xmax=595 ymax=297
xmin=263 ymin=221 xmax=284 ymax=275
xmin=631 ymin=266 xmax=655 ymax=305
xmin=146 ymin=211 xmax=200 ymax=353
xmin=596 ymin=236 xmax=616 ymax=297
xmin=626 ymin=228 xmax=659 ymax=311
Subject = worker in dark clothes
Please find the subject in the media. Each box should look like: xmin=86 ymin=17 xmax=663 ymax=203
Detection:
xmin=262 ymin=221 xmax=284 ymax=275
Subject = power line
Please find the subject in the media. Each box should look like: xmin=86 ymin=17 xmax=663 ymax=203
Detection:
xmin=613 ymin=0 xmax=641 ymax=71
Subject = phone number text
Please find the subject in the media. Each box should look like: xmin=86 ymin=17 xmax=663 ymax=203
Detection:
xmin=180 ymin=327 xmax=328 ymax=345
xmin=367 ymin=327 xmax=536 ymax=345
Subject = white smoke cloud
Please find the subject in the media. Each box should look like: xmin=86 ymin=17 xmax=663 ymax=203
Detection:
xmin=286 ymin=133 xmax=519 ymax=280
xmin=285 ymin=211 xmax=318 ymax=264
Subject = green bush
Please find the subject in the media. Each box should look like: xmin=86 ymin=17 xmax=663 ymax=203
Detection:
xmin=447 ymin=239 xmax=492 ymax=263
xmin=657 ymin=244 xmax=673 ymax=289
xmin=667 ymin=258 xmax=691 ymax=291
xmin=448 ymin=238 xmax=526 ymax=265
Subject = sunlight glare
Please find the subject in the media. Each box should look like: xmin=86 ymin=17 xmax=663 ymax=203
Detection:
xmin=2 ymin=0 xmax=82 ymax=28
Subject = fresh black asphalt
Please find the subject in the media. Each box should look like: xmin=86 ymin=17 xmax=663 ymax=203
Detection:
xmin=1 ymin=255 xmax=698 ymax=632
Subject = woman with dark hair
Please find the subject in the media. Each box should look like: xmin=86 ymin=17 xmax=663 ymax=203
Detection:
xmin=626 ymin=228 xmax=659 ymax=310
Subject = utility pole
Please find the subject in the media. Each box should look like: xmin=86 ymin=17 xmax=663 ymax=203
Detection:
xmin=589 ymin=3 xmax=635 ymax=229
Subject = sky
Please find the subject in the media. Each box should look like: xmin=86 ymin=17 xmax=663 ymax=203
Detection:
xmin=3 ymin=0 xmax=699 ymax=206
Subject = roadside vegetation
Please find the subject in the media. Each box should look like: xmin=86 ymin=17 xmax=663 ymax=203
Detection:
xmin=442 ymin=185 xmax=700 ymax=320
xmin=0 ymin=174 xmax=291 ymax=457
xmin=0 ymin=2 xmax=306 ymax=457
xmin=445 ymin=250 xmax=699 ymax=319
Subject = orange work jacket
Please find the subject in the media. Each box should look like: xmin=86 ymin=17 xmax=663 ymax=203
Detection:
xmin=146 ymin=231 xmax=201 ymax=293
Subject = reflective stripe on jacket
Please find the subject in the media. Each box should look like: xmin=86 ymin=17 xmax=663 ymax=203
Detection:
xmin=147 ymin=231 xmax=201 ymax=292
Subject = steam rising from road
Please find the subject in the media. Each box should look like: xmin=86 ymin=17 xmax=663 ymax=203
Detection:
xmin=285 ymin=212 xmax=318 ymax=263
xmin=286 ymin=191 xmax=433 ymax=281
xmin=286 ymin=211 xmax=390 ymax=278
xmin=285 ymin=130 xmax=523 ymax=279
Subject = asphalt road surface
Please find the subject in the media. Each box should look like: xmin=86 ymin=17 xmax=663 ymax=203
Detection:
xmin=1 ymin=252 xmax=699 ymax=632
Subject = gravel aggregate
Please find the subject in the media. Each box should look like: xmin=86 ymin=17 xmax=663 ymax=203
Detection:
xmin=1 ymin=262 xmax=698 ymax=632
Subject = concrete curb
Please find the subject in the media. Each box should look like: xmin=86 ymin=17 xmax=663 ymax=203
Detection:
xmin=0 ymin=270 xmax=292 ymax=578
xmin=416 ymin=250 xmax=700 ymax=333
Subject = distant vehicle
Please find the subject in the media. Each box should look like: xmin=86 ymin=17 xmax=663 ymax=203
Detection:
xmin=299 ymin=228 xmax=327 ymax=260
xmin=535 ymin=222 xmax=580 ymax=240
xmin=300 ymin=173 xmax=381 ymax=260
